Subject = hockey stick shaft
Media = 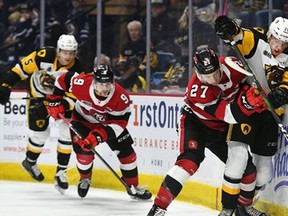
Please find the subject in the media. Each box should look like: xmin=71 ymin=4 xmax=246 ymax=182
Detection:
xmin=10 ymin=97 xmax=36 ymax=100
xmin=58 ymin=113 xmax=133 ymax=193
xmin=227 ymin=35 xmax=288 ymax=141
xmin=10 ymin=96 xmax=46 ymax=100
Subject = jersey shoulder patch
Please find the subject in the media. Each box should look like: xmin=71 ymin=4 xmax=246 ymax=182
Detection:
xmin=36 ymin=47 xmax=56 ymax=63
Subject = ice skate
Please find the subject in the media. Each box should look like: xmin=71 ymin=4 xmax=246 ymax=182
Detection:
xmin=127 ymin=185 xmax=152 ymax=200
xmin=147 ymin=205 xmax=166 ymax=216
xmin=235 ymin=204 xmax=267 ymax=216
xmin=54 ymin=170 xmax=68 ymax=194
xmin=21 ymin=159 xmax=44 ymax=182
xmin=218 ymin=208 xmax=235 ymax=216
xmin=77 ymin=178 xmax=91 ymax=198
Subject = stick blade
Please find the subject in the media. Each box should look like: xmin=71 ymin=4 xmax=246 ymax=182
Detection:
xmin=225 ymin=57 xmax=253 ymax=76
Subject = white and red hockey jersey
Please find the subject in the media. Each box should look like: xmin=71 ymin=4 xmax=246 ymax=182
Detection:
xmin=184 ymin=56 xmax=247 ymax=131
xmin=54 ymin=72 xmax=131 ymax=141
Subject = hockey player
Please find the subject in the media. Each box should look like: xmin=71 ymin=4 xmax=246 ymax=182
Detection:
xmin=147 ymin=48 xmax=267 ymax=216
xmin=46 ymin=64 xmax=152 ymax=200
xmin=215 ymin=16 xmax=288 ymax=216
xmin=0 ymin=34 xmax=84 ymax=194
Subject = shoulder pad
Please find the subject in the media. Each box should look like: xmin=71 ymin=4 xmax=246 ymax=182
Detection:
xmin=36 ymin=47 xmax=57 ymax=63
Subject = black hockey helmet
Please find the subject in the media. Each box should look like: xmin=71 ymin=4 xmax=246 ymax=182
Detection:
xmin=93 ymin=64 xmax=114 ymax=83
xmin=193 ymin=48 xmax=219 ymax=74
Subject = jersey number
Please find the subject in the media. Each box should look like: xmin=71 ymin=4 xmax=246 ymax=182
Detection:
xmin=190 ymin=85 xmax=208 ymax=98
xmin=120 ymin=94 xmax=129 ymax=104
xmin=73 ymin=78 xmax=84 ymax=85
xmin=24 ymin=58 xmax=33 ymax=65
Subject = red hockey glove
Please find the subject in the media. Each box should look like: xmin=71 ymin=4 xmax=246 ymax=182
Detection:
xmin=46 ymin=95 xmax=65 ymax=120
xmin=76 ymin=131 xmax=102 ymax=152
xmin=76 ymin=138 xmax=92 ymax=152
xmin=84 ymin=130 xmax=102 ymax=147
xmin=237 ymin=87 xmax=267 ymax=116
xmin=265 ymin=66 xmax=284 ymax=90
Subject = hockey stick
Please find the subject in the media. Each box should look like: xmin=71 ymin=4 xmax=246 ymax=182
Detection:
xmin=58 ymin=113 xmax=134 ymax=194
xmin=10 ymin=97 xmax=38 ymax=100
xmin=224 ymin=57 xmax=253 ymax=76
xmin=226 ymin=35 xmax=288 ymax=141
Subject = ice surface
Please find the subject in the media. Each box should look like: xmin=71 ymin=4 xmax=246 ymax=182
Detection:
xmin=0 ymin=180 xmax=220 ymax=216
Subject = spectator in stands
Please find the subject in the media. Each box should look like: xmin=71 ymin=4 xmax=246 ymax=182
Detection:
xmin=160 ymin=62 xmax=186 ymax=94
xmin=49 ymin=0 xmax=71 ymax=23
xmin=273 ymin=1 xmax=288 ymax=18
xmin=144 ymin=0 xmax=177 ymax=46
xmin=94 ymin=54 xmax=111 ymax=67
xmin=0 ymin=0 xmax=9 ymax=29
xmin=66 ymin=0 xmax=89 ymax=44
xmin=4 ymin=3 xmax=38 ymax=59
xmin=143 ymin=0 xmax=182 ymax=65
xmin=242 ymin=0 xmax=267 ymax=12
xmin=28 ymin=0 xmax=64 ymax=48
xmin=115 ymin=56 xmax=146 ymax=93
xmin=222 ymin=0 xmax=244 ymax=19
xmin=284 ymin=3 xmax=288 ymax=18
xmin=119 ymin=20 xmax=146 ymax=62
xmin=175 ymin=6 xmax=218 ymax=65
xmin=0 ymin=10 xmax=21 ymax=62
xmin=2 ymin=0 xmax=22 ymax=23
xmin=193 ymin=0 xmax=217 ymax=26
xmin=119 ymin=20 xmax=159 ymax=79
xmin=0 ymin=23 xmax=7 ymax=62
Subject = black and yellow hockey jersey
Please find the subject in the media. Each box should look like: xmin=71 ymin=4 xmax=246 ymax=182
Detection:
xmin=2 ymin=47 xmax=84 ymax=98
xmin=233 ymin=27 xmax=288 ymax=94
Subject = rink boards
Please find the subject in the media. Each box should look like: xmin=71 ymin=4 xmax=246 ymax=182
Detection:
xmin=0 ymin=91 xmax=287 ymax=215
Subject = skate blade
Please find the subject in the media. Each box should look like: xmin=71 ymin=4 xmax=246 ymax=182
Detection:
xmin=21 ymin=165 xmax=44 ymax=182
xmin=54 ymin=183 xmax=66 ymax=195
xmin=129 ymin=195 xmax=153 ymax=202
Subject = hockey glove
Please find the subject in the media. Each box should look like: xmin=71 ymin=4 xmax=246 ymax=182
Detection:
xmin=75 ymin=137 xmax=92 ymax=152
xmin=84 ymin=130 xmax=102 ymax=147
xmin=265 ymin=66 xmax=284 ymax=90
xmin=40 ymin=71 xmax=55 ymax=89
xmin=215 ymin=15 xmax=240 ymax=40
xmin=268 ymin=87 xmax=288 ymax=109
xmin=0 ymin=83 xmax=12 ymax=105
xmin=46 ymin=95 xmax=65 ymax=120
xmin=77 ymin=130 xmax=102 ymax=152
xmin=237 ymin=87 xmax=267 ymax=116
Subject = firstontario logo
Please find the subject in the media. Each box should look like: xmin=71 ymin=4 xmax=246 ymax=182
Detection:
xmin=131 ymin=100 xmax=181 ymax=129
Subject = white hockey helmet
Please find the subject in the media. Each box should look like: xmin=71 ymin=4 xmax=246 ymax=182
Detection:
xmin=267 ymin=17 xmax=288 ymax=42
xmin=57 ymin=34 xmax=78 ymax=52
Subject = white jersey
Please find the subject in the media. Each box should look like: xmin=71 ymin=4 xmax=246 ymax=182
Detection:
xmin=234 ymin=27 xmax=288 ymax=94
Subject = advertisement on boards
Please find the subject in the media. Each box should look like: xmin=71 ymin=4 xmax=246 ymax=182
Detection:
xmin=260 ymin=105 xmax=288 ymax=207
xmin=0 ymin=92 xmax=287 ymax=207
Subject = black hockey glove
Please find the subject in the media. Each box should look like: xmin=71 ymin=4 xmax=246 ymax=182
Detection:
xmin=268 ymin=87 xmax=288 ymax=109
xmin=215 ymin=15 xmax=240 ymax=40
xmin=0 ymin=83 xmax=12 ymax=105
xmin=265 ymin=66 xmax=284 ymax=90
